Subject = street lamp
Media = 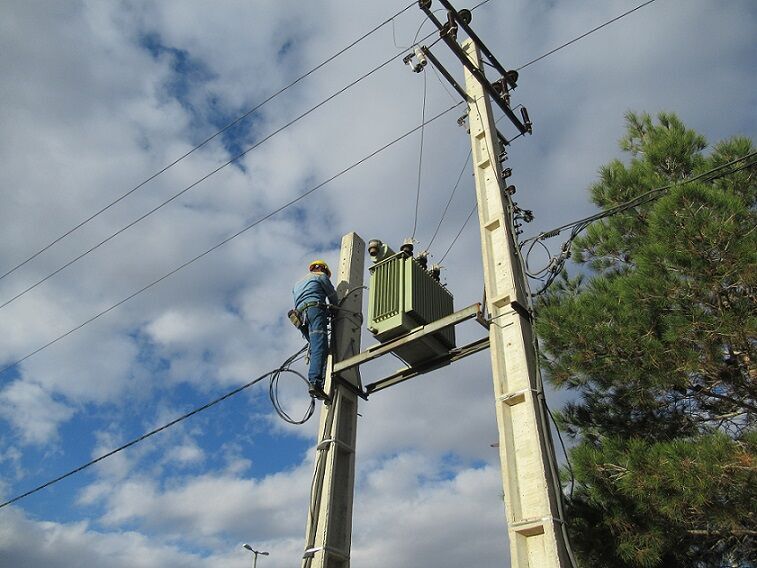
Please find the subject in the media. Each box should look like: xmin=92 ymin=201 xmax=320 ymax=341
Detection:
xmin=242 ymin=543 xmax=269 ymax=568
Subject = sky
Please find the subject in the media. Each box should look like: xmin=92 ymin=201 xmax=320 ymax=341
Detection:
xmin=0 ymin=0 xmax=755 ymax=566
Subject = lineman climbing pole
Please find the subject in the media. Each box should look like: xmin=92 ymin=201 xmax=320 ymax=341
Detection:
xmin=462 ymin=40 xmax=572 ymax=567
xmin=302 ymin=233 xmax=365 ymax=568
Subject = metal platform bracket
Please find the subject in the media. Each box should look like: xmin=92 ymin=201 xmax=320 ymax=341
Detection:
xmin=333 ymin=303 xmax=490 ymax=395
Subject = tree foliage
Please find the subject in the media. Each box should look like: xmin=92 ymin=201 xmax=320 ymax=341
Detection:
xmin=535 ymin=112 xmax=756 ymax=567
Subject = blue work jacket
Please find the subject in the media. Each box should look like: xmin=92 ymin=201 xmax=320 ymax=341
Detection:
xmin=292 ymin=272 xmax=338 ymax=310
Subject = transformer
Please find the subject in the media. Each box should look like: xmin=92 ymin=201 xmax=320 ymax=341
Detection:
xmin=367 ymin=240 xmax=455 ymax=366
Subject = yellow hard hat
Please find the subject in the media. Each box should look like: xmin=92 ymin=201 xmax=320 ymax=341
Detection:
xmin=309 ymin=259 xmax=331 ymax=277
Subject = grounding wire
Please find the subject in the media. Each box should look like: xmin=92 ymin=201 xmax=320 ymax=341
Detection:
xmin=0 ymin=345 xmax=313 ymax=510
xmin=411 ymin=69 xmax=428 ymax=240
xmin=0 ymin=1 xmax=418 ymax=285
xmin=0 ymin=39 xmax=439 ymax=313
xmin=516 ymin=0 xmax=658 ymax=71
xmin=0 ymin=102 xmax=463 ymax=378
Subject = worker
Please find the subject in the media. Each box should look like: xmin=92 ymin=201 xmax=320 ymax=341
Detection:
xmin=291 ymin=259 xmax=339 ymax=400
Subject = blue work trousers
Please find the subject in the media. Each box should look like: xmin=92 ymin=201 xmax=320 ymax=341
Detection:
xmin=301 ymin=306 xmax=329 ymax=387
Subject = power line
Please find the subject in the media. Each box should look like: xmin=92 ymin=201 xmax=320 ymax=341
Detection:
xmin=0 ymin=1 xmax=418 ymax=286
xmin=439 ymin=203 xmax=477 ymax=264
xmin=0 ymin=36 xmax=431 ymax=313
xmin=522 ymin=151 xmax=757 ymax=294
xmin=426 ymin=148 xmax=471 ymax=250
xmin=0 ymin=103 xmax=462 ymax=378
xmin=516 ymin=0 xmax=657 ymax=71
xmin=0 ymin=0 xmax=493 ymax=313
xmin=0 ymin=346 xmax=310 ymax=510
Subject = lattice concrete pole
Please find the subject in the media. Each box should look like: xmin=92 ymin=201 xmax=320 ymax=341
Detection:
xmin=302 ymin=232 xmax=365 ymax=568
xmin=462 ymin=40 xmax=570 ymax=568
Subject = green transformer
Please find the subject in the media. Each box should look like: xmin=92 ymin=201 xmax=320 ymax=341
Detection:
xmin=367 ymin=251 xmax=455 ymax=366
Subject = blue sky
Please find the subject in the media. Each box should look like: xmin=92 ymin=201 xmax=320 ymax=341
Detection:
xmin=0 ymin=1 xmax=755 ymax=566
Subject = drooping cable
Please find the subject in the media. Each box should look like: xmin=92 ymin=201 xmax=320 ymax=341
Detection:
xmin=411 ymin=69 xmax=428 ymax=240
xmin=516 ymin=0 xmax=658 ymax=71
xmin=0 ymin=42 xmax=432 ymax=313
xmin=269 ymin=346 xmax=315 ymax=425
xmin=0 ymin=1 xmax=418 ymax=285
xmin=0 ymin=103 xmax=463 ymax=378
xmin=0 ymin=345 xmax=313 ymax=510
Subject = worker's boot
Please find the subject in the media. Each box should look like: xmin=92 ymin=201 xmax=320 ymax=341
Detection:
xmin=308 ymin=381 xmax=330 ymax=402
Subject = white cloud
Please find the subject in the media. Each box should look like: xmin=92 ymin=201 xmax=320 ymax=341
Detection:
xmin=0 ymin=0 xmax=754 ymax=565
xmin=0 ymin=381 xmax=74 ymax=445
xmin=0 ymin=508 xmax=228 ymax=568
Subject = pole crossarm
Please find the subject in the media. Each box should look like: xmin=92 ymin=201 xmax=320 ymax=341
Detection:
xmin=417 ymin=1 xmax=527 ymax=133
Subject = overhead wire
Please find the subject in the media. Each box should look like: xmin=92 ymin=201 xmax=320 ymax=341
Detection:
xmin=0 ymin=102 xmax=463 ymax=378
xmin=0 ymin=0 xmax=418 ymax=285
xmin=0 ymin=0 xmax=519 ymax=375
xmin=435 ymin=97 xmax=492 ymax=264
xmin=411 ymin=69 xmax=428 ymax=240
xmin=439 ymin=203 xmax=477 ymax=264
xmin=0 ymin=38 xmax=437 ymax=313
xmin=426 ymin=112 xmax=513 ymax=254
xmin=426 ymin=149 xmax=472 ymax=250
xmin=0 ymin=345 xmax=313 ymax=510
xmin=516 ymin=0 xmax=657 ymax=71
xmin=522 ymin=151 xmax=757 ymax=295
xmin=418 ymin=0 xmax=667 ymax=262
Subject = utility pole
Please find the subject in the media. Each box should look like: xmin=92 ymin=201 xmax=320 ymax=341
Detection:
xmin=462 ymin=39 xmax=572 ymax=567
xmin=302 ymin=232 xmax=365 ymax=568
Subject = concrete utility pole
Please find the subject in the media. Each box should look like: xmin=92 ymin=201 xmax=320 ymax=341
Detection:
xmin=302 ymin=232 xmax=365 ymax=568
xmin=462 ymin=39 xmax=572 ymax=567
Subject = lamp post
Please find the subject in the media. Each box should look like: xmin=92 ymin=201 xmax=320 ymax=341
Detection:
xmin=242 ymin=543 xmax=269 ymax=568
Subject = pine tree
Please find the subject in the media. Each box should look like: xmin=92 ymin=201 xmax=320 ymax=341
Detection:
xmin=534 ymin=112 xmax=756 ymax=567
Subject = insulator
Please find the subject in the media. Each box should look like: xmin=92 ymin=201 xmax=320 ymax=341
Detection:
xmin=520 ymin=106 xmax=532 ymax=133
xmin=400 ymin=238 xmax=414 ymax=257
xmin=505 ymin=69 xmax=519 ymax=90
xmin=417 ymin=251 xmax=429 ymax=270
xmin=429 ymin=264 xmax=441 ymax=281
